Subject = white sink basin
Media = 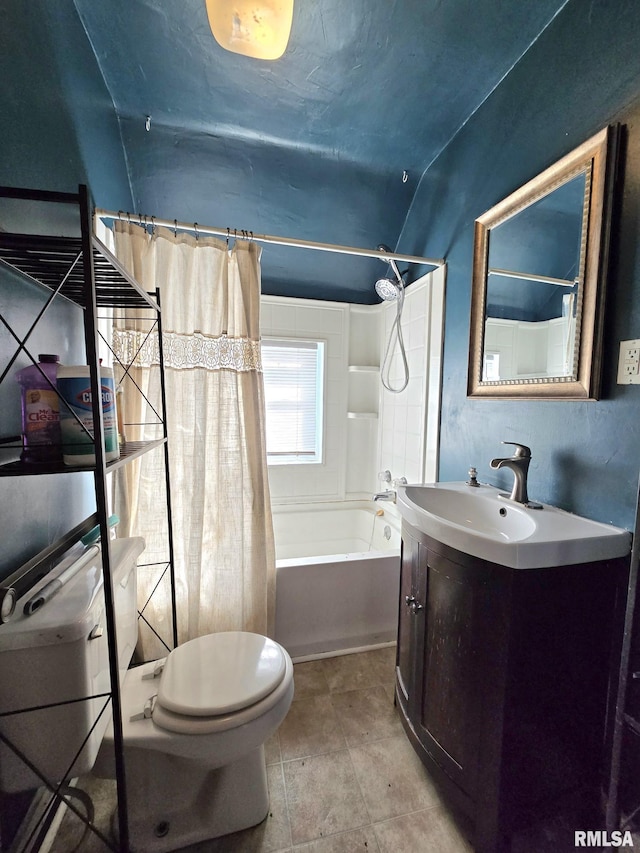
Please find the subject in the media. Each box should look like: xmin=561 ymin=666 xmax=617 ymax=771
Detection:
xmin=396 ymin=481 xmax=631 ymax=569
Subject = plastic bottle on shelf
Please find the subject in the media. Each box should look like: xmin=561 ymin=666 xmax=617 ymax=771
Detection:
xmin=15 ymin=354 xmax=62 ymax=464
xmin=57 ymin=364 xmax=120 ymax=466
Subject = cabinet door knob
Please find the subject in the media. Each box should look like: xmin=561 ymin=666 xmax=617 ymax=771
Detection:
xmin=409 ymin=600 xmax=423 ymax=614
xmin=405 ymin=595 xmax=416 ymax=606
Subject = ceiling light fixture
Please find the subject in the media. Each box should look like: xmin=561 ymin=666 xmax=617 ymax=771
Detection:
xmin=206 ymin=0 xmax=294 ymax=60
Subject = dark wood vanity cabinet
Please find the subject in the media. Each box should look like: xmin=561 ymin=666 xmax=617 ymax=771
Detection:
xmin=396 ymin=519 xmax=628 ymax=853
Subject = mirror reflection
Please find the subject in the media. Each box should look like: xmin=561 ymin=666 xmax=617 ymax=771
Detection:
xmin=468 ymin=126 xmax=618 ymax=400
xmin=483 ymin=172 xmax=585 ymax=382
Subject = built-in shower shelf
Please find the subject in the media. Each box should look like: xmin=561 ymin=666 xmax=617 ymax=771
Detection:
xmin=347 ymin=364 xmax=379 ymax=419
xmin=347 ymin=411 xmax=378 ymax=419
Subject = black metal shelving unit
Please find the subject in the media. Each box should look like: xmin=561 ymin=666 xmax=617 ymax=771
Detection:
xmin=606 ymin=473 xmax=640 ymax=836
xmin=0 ymin=184 xmax=177 ymax=852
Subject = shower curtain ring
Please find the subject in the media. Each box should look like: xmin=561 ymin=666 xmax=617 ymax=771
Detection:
xmin=151 ymin=216 xmax=156 ymax=235
xmin=226 ymin=227 xmax=230 ymax=247
xmin=126 ymin=212 xmax=131 ymax=224
xmin=194 ymin=222 xmax=198 ymax=240
xmin=174 ymin=219 xmax=178 ymax=237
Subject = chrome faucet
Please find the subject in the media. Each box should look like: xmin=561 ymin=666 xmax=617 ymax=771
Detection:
xmin=373 ymin=490 xmax=396 ymax=502
xmin=490 ymin=441 xmax=531 ymax=504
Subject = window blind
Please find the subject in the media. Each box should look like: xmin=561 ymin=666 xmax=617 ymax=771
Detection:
xmin=262 ymin=339 xmax=324 ymax=464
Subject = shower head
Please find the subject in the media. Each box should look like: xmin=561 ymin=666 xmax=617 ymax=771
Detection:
xmin=375 ymin=278 xmax=402 ymax=301
xmin=376 ymin=246 xmax=409 ymax=391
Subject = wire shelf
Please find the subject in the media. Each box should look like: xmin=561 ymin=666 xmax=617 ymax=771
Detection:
xmin=0 ymin=232 xmax=158 ymax=310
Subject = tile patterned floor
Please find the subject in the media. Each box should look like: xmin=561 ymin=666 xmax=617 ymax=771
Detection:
xmin=48 ymin=647 xmax=640 ymax=852
xmin=190 ymin=646 xmax=474 ymax=852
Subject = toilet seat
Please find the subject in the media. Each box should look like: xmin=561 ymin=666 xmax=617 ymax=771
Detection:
xmin=150 ymin=632 xmax=289 ymax=735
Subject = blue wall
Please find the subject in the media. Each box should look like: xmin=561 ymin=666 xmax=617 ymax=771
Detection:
xmin=398 ymin=0 xmax=640 ymax=529
xmin=116 ymin=117 xmax=415 ymax=303
xmin=0 ymin=1 xmax=132 ymax=206
xmin=0 ymin=0 xmax=133 ymax=576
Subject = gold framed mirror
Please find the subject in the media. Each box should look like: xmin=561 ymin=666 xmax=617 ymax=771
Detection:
xmin=468 ymin=125 xmax=619 ymax=400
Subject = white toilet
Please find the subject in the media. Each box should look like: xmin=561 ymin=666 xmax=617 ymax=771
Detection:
xmin=0 ymin=538 xmax=294 ymax=853
xmin=94 ymin=630 xmax=294 ymax=851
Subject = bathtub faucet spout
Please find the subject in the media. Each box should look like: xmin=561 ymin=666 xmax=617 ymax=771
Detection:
xmin=373 ymin=490 xmax=396 ymax=503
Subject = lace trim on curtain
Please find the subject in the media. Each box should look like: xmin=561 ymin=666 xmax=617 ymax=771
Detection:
xmin=112 ymin=328 xmax=263 ymax=372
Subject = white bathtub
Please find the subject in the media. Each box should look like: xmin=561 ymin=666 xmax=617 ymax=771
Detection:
xmin=273 ymin=501 xmax=401 ymax=660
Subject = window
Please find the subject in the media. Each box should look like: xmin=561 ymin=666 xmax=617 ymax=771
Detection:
xmin=261 ymin=338 xmax=324 ymax=465
xmin=483 ymin=351 xmax=501 ymax=381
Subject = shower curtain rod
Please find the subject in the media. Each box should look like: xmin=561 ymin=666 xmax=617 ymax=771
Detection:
xmin=94 ymin=208 xmax=445 ymax=268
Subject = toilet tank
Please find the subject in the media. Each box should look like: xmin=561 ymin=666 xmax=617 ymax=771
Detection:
xmin=0 ymin=536 xmax=145 ymax=792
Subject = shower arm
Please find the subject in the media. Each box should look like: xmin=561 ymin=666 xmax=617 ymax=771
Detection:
xmin=377 ymin=245 xmax=408 ymax=288
xmin=388 ymin=258 xmax=404 ymax=286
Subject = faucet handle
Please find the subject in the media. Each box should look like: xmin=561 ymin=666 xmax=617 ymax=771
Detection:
xmin=501 ymin=441 xmax=531 ymax=458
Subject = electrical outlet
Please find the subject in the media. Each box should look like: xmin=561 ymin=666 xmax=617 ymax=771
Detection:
xmin=617 ymin=339 xmax=640 ymax=384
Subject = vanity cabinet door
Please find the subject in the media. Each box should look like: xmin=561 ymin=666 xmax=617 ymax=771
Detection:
xmin=396 ymin=527 xmax=492 ymax=797
xmin=414 ymin=547 xmax=483 ymax=795
xmin=396 ymin=523 xmax=510 ymax=806
xmin=396 ymin=532 xmax=428 ymax=711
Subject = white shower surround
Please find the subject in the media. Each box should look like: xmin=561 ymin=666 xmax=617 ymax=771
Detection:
xmin=377 ymin=266 xmax=446 ymax=486
xmin=265 ymin=267 xmax=446 ymax=660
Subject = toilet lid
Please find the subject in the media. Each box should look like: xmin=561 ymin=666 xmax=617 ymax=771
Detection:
xmin=157 ymin=632 xmax=286 ymax=717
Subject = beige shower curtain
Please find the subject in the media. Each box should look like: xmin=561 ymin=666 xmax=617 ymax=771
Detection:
xmin=111 ymin=222 xmax=275 ymax=658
